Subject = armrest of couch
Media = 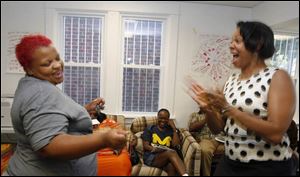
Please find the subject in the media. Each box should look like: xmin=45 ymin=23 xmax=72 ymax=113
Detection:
xmin=179 ymin=128 xmax=201 ymax=176
xmin=106 ymin=114 xmax=126 ymax=130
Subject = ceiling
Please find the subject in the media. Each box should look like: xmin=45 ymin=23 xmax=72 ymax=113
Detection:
xmin=183 ymin=1 xmax=298 ymax=33
xmin=185 ymin=1 xmax=264 ymax=8
xmin=271 ymin=18 xmax=299 ymax=34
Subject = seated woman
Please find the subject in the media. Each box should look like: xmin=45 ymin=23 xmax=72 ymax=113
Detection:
xmin=141 ymin=109 xmax=188 ymax=176
xmin=93 ymin=112 xmax=131 ymax=176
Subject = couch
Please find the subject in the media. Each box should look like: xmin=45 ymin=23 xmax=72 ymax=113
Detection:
xmin=105 ymin=114 xmax=126 ymax=130
xmin=128 ymin=116 xmax=201 ymax=176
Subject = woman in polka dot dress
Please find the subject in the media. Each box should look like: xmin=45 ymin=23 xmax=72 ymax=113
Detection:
xmin=189 ymin=21 xmax=297 ymax=176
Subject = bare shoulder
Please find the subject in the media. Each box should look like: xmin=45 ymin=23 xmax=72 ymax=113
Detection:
xmin=271 ymin=69 xmax=294 ymax=85
xmin=270 ymin=69 xmax=295 ymax=96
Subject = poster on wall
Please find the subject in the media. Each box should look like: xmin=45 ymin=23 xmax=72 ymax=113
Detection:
xmin=6 ymin=32 xmax=34 ymax=74
xmin=189 ymin=29 xmax=234 ymax=90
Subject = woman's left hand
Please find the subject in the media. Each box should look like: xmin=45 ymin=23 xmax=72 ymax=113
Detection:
xmin=168 ymin=119 xmax=177 ymax=130
xmin=189 ymin=82 xmax=229 ymax=112
xmin=189 ymin=82 xmax=217 ymax=113
xmin=205 ymin=90 xmax=229 ymax=111
xmin=85 ymin=98 xmax=105 ymax=118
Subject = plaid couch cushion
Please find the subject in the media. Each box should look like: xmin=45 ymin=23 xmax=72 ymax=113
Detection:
xmin=134 ymin=132 xmax=144 ymax=158
xmin=130 ymin=116 xmax=158 ymax=134
xmin=180 ymin=129 xmax=201 ymax=176
xmin=131 ymin=164 xmax=167 ymax=176
xmin=106 ymin=114 xmax=126 ymax=129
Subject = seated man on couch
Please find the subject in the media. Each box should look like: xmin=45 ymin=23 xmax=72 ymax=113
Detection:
xmin=141 ymin=108 xmax=188 ymax=176
xmin=189 ymin=109 xmax=224 ymax=176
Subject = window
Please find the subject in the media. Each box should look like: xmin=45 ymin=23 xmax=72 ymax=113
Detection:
xmin=122 ymin=18 xmax=163 ymax=112
xmin=47 ymin=2 xmax=179 ymax=120
xmin=271 ymin=34 xmax=299 ymax=78
xmin=62 ymin=15 xmax=103 ymax=105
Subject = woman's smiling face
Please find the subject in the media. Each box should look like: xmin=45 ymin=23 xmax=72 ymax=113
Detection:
xmin=157 ymin=111 xmax=169 ymax=129
xmin=26 ymin=46 xmax=64 ymax=85
xmin=229 ymin=28 xmax=255 ymax=69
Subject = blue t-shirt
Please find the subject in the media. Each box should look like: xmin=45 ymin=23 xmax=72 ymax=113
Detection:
xmin=141 ymin=125 xmax=174 ymax=159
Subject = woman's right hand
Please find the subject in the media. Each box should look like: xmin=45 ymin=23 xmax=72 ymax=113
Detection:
xmin=85 ymin=98 xmax=105 ymax=118
xmin=189 ymin=81 xmax=229 ymax=114
xmin=151 ymin=147 xmax=165 ymax=153
xmin=188 ymin=82 xmax=214 ymax=112
xmin=100 ymin=128 xmax=127 ymax=150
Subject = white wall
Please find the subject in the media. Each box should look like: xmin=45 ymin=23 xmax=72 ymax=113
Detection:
xmin=1 ymin=1 xmax=45 ymax=95
xmin=174 ymin=3 xmax=251 ymax=128
xmin=252 ymin=1 xmax=299 ymax=27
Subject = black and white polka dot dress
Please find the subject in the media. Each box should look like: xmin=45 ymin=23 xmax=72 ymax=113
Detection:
xmin=223 ymin=67 xmax=292 ymax=162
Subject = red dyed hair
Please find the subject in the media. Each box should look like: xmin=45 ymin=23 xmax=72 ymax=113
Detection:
xmin=15 ymin=34 xmax=52 ymax=68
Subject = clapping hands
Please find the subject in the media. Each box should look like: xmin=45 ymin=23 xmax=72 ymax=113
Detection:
xmin=186 ymin=77 xmax=228 ymax=113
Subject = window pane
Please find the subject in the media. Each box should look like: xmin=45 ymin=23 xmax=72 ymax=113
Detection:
xmin=123 ymin=19 xmax=162 ymax=66
xmin=271 ymin=35 xmax=299 ymax=78
xmin=63 ymin=16 xmax=102 ymax=64
xmin=122 ymin=68 xmax=160 ymax=112
xmin=62 ymin=15 xmax=102 ymax=106
xmin=63 ymin=66 xmax=101 ymax=106
xmin=123 ymin=18 xmax=163 ymax=113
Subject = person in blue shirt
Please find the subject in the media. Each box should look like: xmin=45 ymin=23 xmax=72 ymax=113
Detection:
xmin=141 ymin=108 xmax=188 ymax=176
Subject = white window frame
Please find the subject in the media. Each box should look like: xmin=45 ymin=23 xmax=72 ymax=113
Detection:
xmin=120 ymin=15 xmax=166 ymax=115
xmin=271 ymin=32 xmax=298 ymax=78
xmin=46 ymin=10 xmax=106 ymax=103
xmin=115 ymin=13 xmax=178 ymax=118
xmin=296 ymin=52 xmax=299 ymax=124
xmin=60 ymin=13 xmax=104 ymax=101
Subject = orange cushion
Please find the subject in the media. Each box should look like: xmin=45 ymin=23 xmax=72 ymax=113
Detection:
xmin=97 ymin=149 xmax=131 ymax=176
xmin=1 ymin=144 xmax=16 ymax=175
xmin=96 ymin=118 xmax=131 ymax=176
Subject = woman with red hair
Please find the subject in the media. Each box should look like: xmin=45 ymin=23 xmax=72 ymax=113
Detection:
xmin=5 ymin=34 xmax=127 ymax=176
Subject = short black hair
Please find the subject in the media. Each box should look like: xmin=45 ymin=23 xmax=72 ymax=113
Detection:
xmin=237 ymin=21 xmax=275 ymax=60
xmin=158 ymin=108 xmax=170 ymax=118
